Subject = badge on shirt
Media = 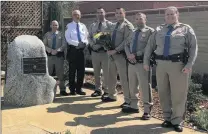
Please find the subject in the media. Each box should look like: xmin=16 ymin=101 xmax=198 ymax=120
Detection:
xmin=142 ymin=33 xmax=146 ymax=38
xmin=175 ymin=30 xmax=182 ymax=34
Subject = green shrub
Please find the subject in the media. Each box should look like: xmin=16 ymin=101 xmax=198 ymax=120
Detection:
xmin=65 ymin=130 xmax=71 ymax=134
xmin=191 ymin=73 xmax=203 ymax=84
xmin=187 ymin=81 xmax=206 ymax=113
xmin=191 ymin=109 xmax=208 ymax=131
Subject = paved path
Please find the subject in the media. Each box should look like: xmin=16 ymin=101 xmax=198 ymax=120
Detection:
xmin=2 ymin=89 xmax=206 ymax=134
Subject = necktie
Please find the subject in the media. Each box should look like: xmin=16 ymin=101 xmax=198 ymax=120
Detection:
xmin=52 ymin=33 xmax=56 ymax=49
xmin=76 ymin=23 xmax=82 ymax=42
xmin=111 ymin=22 xmax=120 ymax=45
xmin=163 ymin=25 xmax=174 ymax=57
xmin=97 ymin=22 xmax=102 ymax=33
xmin=131 ymin=30 xmax=140 ymax=53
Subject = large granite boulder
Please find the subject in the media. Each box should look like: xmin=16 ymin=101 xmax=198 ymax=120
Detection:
xmin=4 ymin=35 xmax=56 ymax=107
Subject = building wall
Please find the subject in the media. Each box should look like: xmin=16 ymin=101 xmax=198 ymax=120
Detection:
xmin=78 ymin=1 xmax=208 ymax=14
xmin=75 ymin=6 xmax=208 ymax=73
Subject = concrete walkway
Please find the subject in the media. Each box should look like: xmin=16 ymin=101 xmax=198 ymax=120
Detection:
xmin=2 ymin=89 xmax=206 ymax=134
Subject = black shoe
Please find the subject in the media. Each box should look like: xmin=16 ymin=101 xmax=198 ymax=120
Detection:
xmin=122 ymin=107 xmax=139 ymax=113
xmin=173 ymin=124 xmax=183 ymax=132
xmin=120 ymin=102 xmax=130 ymax=108
xmin=60 ymin=91 xmax=69 ymax=96
xmin=161 ymin=121 xmax=172 ymax=128
xmin=101 ymin=92 xmax=108 ymax=99
xmin=69 ymin=92 xmax=76 ymax=96
xmin=91 ymin=91 xmax=102 ymax=97
xmin=76 ymin=90 xmax=86 ymax=95
xmin=141 ymin=113 xmax=151 ymax=120
xmin=102 ymin=97 xmax=116 ymax=102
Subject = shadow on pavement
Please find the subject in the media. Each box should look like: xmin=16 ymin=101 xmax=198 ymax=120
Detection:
xmin=65 ymin=111 xmax=140 ymax=128
xmin=47 ymin=101 xmax=120 ymax=115
xmin=53 ymin=95 xmax=100 ymax=104
xmin=91 ymin=124 xmax=173 ymax=134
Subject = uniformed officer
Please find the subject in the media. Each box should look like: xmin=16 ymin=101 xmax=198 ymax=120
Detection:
xmin=102 ymin=8 xmax=134 ymax=108
xmin=144 ymin=6 xmax=198 ymax=132
xmin=43 ymin=20 xmax=68 ymax=96
xmin=65 ymin=10 xmax=89 ymax=95
xmin=123 ymin=13 xmax=154 ymax=120
xmin=88 ymin=7 xmax=114 ymax=97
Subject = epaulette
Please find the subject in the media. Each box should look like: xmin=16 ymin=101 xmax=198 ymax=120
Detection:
xmin=156 ymin=24 xmax=165 ymax=31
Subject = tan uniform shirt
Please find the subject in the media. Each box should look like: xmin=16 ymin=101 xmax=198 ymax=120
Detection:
xmin=113 ymin=19 xmax=134 ymax=52
xmin=125 ymin=25 xmax=154 ymax=56
xmin=144 ymin=23 xmax=198 ymax=69
xmin=43 ymin=31 xmax=66 ymax=52
xmin=88 ymin=19 xmax=114 ymax=48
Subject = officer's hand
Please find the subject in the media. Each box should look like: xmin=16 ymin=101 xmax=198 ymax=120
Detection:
xmin=51 ymin=49 xmax=57 ymax=55
xmin=182 ymin=68 xmax=192 ymax=74
xmin=46 ymin=48 xmax=52 ymax=53
xmin=56 ymin=48 xmax=61 ymax=52
xmin=144 ymin=65 xmax=150 ymax=71
xmin=127 ymin=54 xmax=135 ymax=60
xmin=107 ymin=50 xmax=117 ymax=55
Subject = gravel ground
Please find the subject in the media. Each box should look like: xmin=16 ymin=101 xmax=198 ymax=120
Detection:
xmin=84 ymin=74 xmax=208 ymax=131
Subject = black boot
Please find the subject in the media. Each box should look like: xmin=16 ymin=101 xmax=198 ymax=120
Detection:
xmin=173 ymin=124 xmax=183 ymax=132
xmin=91 ymin=91 xmax=102 ymax=97
xmin=60 ymin=91 xmax=69 ymax=96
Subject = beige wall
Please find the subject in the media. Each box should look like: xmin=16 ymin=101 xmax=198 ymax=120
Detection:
xmin=80 ymin=10 xmax=208 ymax=73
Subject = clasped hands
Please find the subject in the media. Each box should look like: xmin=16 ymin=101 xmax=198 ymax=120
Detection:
xmin=46 ymin=48 xmax=60 ymax=55
xmin=127 ymin=54 xmax=137 ymax=64
xmin=76 ymin=42 xmax=86 ymax=49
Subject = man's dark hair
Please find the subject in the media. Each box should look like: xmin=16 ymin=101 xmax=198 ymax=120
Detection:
xmin=97 ymin=7 xmax=104 ymax=10
xmin=116 ymin=8 xmax=125 ymax=12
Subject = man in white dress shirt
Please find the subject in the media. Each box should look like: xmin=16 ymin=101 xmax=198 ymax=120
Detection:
xmin=65 ymin=10 xmax=89 ymax=95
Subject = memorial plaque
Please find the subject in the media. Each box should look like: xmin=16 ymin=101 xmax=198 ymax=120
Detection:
xmin=23 ymin=57 xmax=46 ymax=74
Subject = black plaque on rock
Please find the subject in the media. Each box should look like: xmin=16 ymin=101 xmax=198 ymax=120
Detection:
xmin=23 ymin=57 xmax=46 ymax=74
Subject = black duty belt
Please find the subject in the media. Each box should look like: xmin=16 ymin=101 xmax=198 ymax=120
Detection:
xmin=155 ymin=53 xmax=184 ymax=62
xmin=91 ymin=47 xmax=107 ymax=53
xmin=47 ymin=51 xmax=64 ymax=57
xmin=67 ymin=45 xmax=84 ymax=51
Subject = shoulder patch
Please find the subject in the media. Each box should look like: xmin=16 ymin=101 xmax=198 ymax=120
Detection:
xmin=125 ymin=21 xmax=134 ymax=30
xmin=156 ymin=26 xmax=162 ymax=31
xmin=45 ymin=32 xmax=51 ymax=36
xmin=189 ymin=27 xmax=195 ymax=35
xmin=146 ymin=26 xmax=154 ymax=32
xmin=180 ymin=23 xmax=195 ymax=34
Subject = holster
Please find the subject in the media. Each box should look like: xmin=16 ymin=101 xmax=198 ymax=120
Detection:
xmin=150 ymin=52 xmax=156 ymax=67
xmin=183 ymin=48 xmax=189 ymax=64
xmin=90 ymin=47 xmax=107 ymax=53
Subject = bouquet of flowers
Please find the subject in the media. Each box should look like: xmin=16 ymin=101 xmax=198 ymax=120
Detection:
xmin=93 ymin=32 xmax=114 ymax=60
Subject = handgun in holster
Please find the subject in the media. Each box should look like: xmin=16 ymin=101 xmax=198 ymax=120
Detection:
xmin=183 ymin=48 xmax=189 ymax=65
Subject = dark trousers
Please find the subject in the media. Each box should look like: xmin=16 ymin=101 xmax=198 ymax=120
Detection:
xmin=67 ymin=46 xmax=85 ymax=92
